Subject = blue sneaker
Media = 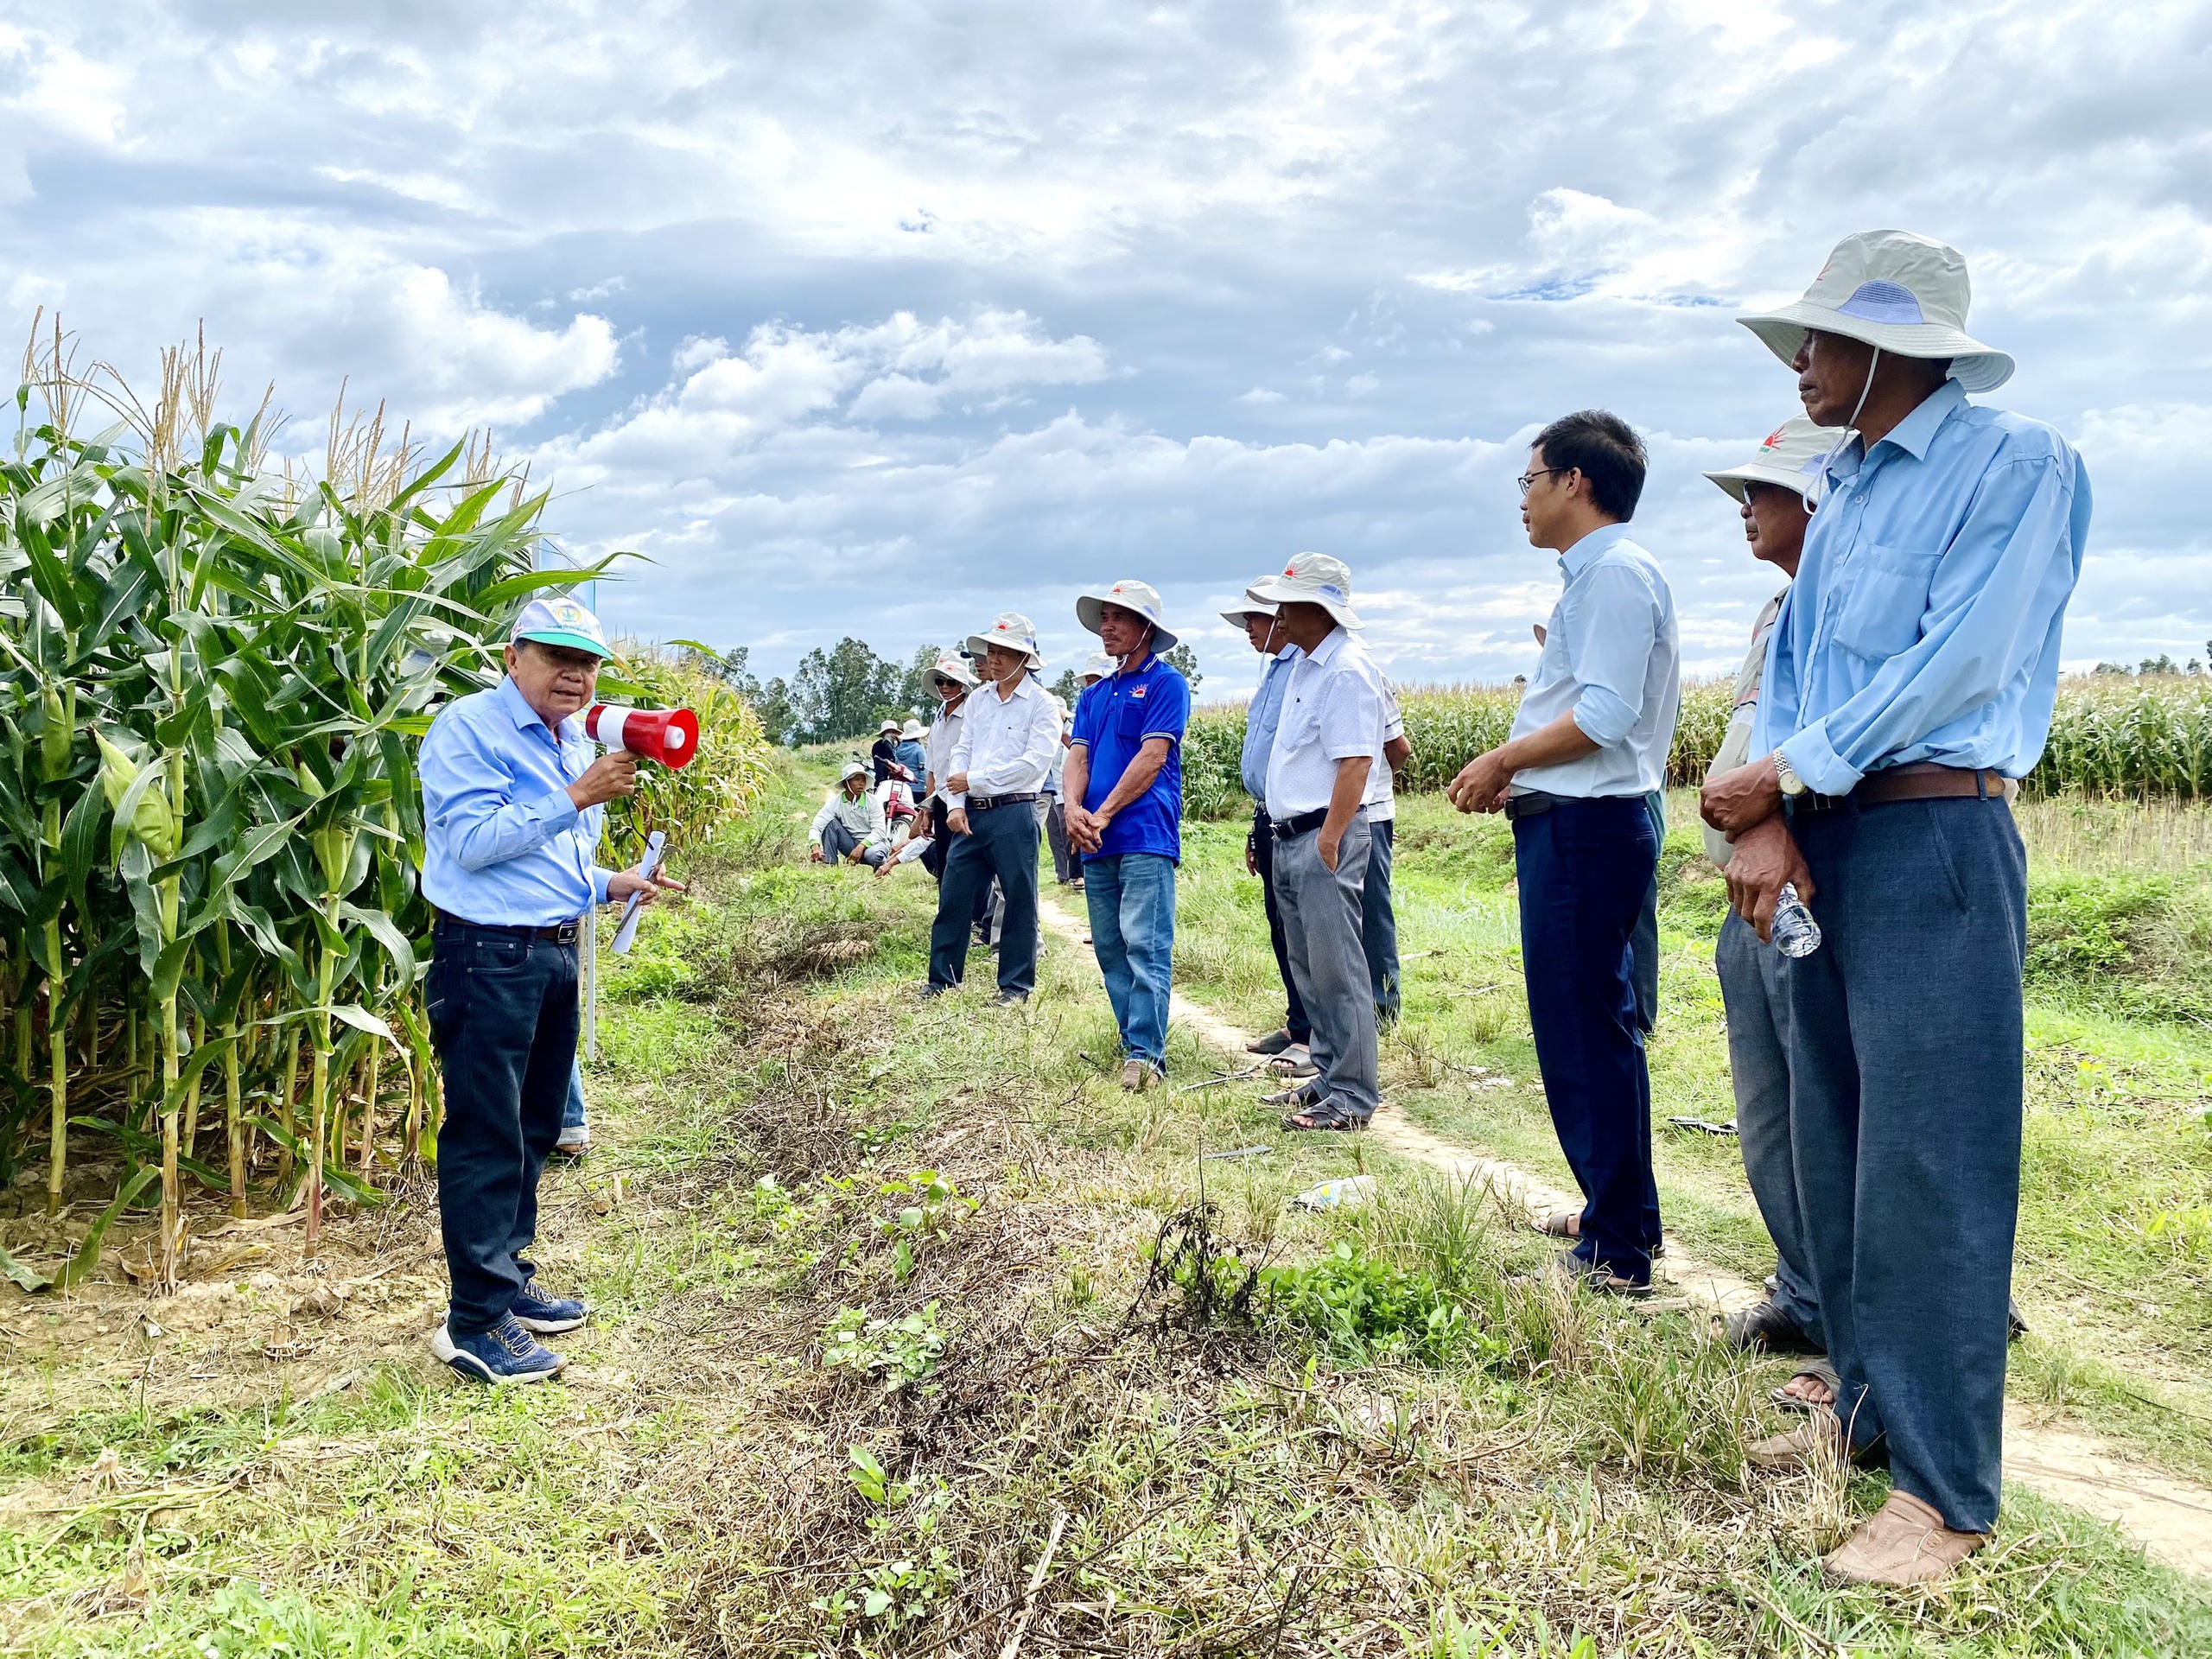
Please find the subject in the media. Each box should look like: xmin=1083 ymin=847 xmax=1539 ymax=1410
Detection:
xmin=512 ymin=1281 xmax=588 ymax=1334
xmin=430 ymin=1314 xmax=565 ymax=1385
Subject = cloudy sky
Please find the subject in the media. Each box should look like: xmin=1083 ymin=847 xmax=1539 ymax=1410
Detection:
xmin=4 ymin=2 xmax=2207 ymax=695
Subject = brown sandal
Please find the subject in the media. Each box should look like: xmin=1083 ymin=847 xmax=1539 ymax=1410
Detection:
xmin=1824 ymin=1491 xmax=1988 ymax=1585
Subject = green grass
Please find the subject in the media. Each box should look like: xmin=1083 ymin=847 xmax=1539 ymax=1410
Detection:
xmin=3 ymin=751 xmax=2209 ymax=1656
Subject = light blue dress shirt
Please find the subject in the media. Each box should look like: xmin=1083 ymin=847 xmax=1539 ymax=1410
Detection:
xmin=419 ymin=676 xmax=612 ymax=925
xmin=1509 ymin=523 xmax=1681 ymax=798
xmin=1753 ymin=380 xmax=2093 ymax=795
xmin=1240 ymin=647 xmax=1298 ymax=801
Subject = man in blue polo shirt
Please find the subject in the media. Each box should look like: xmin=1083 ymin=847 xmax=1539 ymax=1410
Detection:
xmin=1064 ymin=581 xmax=1192 ymax=1091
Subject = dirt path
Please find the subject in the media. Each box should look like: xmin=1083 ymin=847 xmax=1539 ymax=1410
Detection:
xmin=1036 ymin=894 xmax=2212 ymax=1577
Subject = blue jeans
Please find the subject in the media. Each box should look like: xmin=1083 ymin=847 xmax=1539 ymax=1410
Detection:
xmin=1716 ymin=912 xmax=1821 ymax=1345
xmin=1784 ymin=794 xmax=2026 ymax=1534
xmin=1629 ymin=791 xmax=1664 ymax=1033
xmin=1362 ymin=816 xmax=1400 ymax=1020
xmin=425 ymin=919 xmax=578 ymax=1333
xmin=563 ymin=1059 xmax=588 ymax=1134
xmin=928 ymin=800 xmax=1042 ymax=995
xmin=1514 ymin=797 xmax=1662 ymax=1284
xmin=1083 ymin=852 xmax=1177 ymax=1069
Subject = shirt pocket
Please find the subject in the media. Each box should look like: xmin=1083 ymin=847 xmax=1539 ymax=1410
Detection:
xmin=1830 ymin=543 xmax=1942 ymax=661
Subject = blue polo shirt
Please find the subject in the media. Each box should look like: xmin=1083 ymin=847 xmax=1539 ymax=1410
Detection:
xmin=1071 ymin=652 xmax=1191 ymax=862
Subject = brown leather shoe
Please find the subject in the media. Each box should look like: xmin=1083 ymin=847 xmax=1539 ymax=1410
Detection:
xmin=1747 ymin=1413 xmax=1849 ymax=1472
xmin=1824 ymin=1491 xmax=1988 ymax=1585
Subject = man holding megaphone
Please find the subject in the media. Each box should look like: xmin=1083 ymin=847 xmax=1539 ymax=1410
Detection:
xmin=417 ymin=596 xmax=684 ymax=1385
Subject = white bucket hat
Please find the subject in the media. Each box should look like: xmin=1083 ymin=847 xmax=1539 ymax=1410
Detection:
xmin=878 ymin=718 xmax=900 ymax=735
xmin=926 ymin=653 xmax=978 ymax=690
xmin=898 ymin=718 xmax=927 ymax=741
xmin=1076 ymin=580 xmax=1179 ymax=653
xmin=1219 ymin=592 xmax=1278 ymax=628
xmin=965 ymin=611 xmax=1046 ymax=670
xmin=1737 ymin=230 xmax=2013 ymax=394
xmin=1246 ymin=551 xmax=1363 ymax=630
xmin=1080 ymin=652 xmax=1116 ymax=681
xmin=1703 ymin=416 xmax=1840 ymax=506
xmin=839 ymin=759 xmax=868 ymax=783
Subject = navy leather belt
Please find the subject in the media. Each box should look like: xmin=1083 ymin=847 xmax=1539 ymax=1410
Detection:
xmin=435 ymin=911 xmax=582 ymax=945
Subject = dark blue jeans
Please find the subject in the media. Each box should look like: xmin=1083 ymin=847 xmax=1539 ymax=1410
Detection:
xmin=1514 ymin=796 xmax=1662 ymax=1283
xmin=1250 ymin=807 xmax=1312 ymax=1043
xmin=1363 ymin=817 xmax=1400 ymax=1021
xmin=1630 ymin=791 xmax=1664 ymax=1033
xmin=928 ymin=800 xmax=1041 ymax=995
xmin=1784 ymin=794 xmax=2026 ymax=1534
xmin=1716 ymin=912 xmax=1822 ymax=1345
xmin=426 ymin=921 xmax=579 ymax=1333
xmin=1084 ymin=852 xmax=1177 ymax=1068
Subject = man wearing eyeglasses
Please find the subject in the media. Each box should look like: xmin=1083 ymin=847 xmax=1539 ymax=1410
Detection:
xmin=1446 ymin=410 xmax=1680 ymax=1298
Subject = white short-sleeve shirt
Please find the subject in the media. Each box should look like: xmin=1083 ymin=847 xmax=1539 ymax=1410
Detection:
xmin=1264 ymin=626 xmax=1386 ymax=818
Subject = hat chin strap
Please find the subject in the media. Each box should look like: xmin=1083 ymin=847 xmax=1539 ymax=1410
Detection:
xmin=1808 ymin=345 xmax=1880 ymax=510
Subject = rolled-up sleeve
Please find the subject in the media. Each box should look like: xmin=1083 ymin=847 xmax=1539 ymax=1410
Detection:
xmin=1561 ymin=563 xmax=1656 ymax=749
xmin=420 ymin=713 xmax=582 ymax=873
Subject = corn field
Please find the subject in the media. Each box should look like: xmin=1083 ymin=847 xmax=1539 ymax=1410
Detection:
xmin=0 ymin=321 xmax=763 ymax=1291
xmin=1185 ymin=675 xmax=2212 ymax=818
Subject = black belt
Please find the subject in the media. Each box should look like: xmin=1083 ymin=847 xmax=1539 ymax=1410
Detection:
xmin=1503 ymin=791 xmax=1647 ymax=823
xmin=1269 ymin=808 xmax=1331 ymax=841
xmin=969 ymin=792 xmax=1040 ymax=811
xmin=434 ymin=910 xmax=582 ymax=945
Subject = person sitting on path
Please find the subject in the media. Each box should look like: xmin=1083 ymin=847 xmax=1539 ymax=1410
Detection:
xmin=1224 ymin=593 xmax=1319 ymax=1082
xmin=1245 ymin=554 xmax=1387 ymax=1132
xmin=416 ymin=596 xmax=683 ymax=1384
xmin=1446 ymin=411 xmax=1681 ymax=1297
xmin=1702 ymin=230 xmax=2092 ymax=1586
xmin=926 ymin=614 xmax=1061 ymax=1004
xmin=1064 ymin=582 xmax=1193 ymax=1090
xmin=810 ymin=759 xmax=892 ymax=868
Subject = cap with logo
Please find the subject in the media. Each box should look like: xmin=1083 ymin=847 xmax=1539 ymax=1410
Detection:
xmin=511 ymin=595 xmax=613 ymax=659
xmin=1076 ymin=580 xmax=1179 ymax=653
xmin=1737 ymin=230 xmax=2013 ymax=394
xmin=1245 ymin=552 xmax=1363 ymax=630
xmin=1703 ymin=416 xmax=1840 ymax=506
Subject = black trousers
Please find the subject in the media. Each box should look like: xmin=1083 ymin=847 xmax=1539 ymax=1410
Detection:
xmin=426 ymin=919 xmax=579 ymax=1333
xmin=1250 ymin=807 xmax=1313 ymax=1043
xmin=928 ymin=802 xmax=1041 ymax=994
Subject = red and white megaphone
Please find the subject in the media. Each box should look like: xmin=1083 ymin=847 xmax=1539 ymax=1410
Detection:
xmin=586 ymin=703 xmax=700 ymax=769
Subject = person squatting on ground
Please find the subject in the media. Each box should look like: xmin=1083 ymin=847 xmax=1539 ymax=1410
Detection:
xmin=925 ymin=613 xmax=1062 ymax=1004
xmin=810 ymin=758 xmax=893 ymax=868
xmin=1699 ymin=416 xmax=1830 ymax=1360
xmin=1064 ymin=582 xmax=1193 ymax=1090
xmin=1702 ymin=230 xmax=2092 ymax=1585
xmin=1225 ymin=594 xmax=1319 ymax=1082
xmin=416 ymin=597 xmax=683 ymax=1384
xmin=1447 ymin=411 xmax=1681 ymax=1295
xmin=1246 ymin=554 xmax=1389 ymax=1132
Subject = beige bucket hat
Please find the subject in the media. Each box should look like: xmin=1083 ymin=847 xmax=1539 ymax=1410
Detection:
xmin=965 ymin=612 xmax=1046 ymax=670
xmin=1219 ymin=590 xmax=1278 ymax=628
xmin=898 ymin=718 xmax=927 ymax=741
xmin=1738 ymin=230 xmax=2013 ymax=394
xmin=1703 ymin=416 xmax=1839 ymax=505
xmin=926 ymin=653 xmax=978 ymax=690
xmin=1076 ymin=580 xmax=1179 ymax=652
xmin=1246 ymin=551 xmax=1363 ymax=630
xmin=838 ymin=758 xmax=869 ymax=783
xmin=1081 ymin=652 xmax=1117 ymax=681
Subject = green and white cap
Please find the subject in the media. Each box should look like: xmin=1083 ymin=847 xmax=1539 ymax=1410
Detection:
xmin=1703 ymin=416 xmax=1838 ymax=505
xmin=511 ymin=595 xmax=613 ymax=658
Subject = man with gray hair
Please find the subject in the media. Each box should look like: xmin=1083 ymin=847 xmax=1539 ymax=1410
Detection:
xmin=1245 ymin=554 xmax=1387 ymax=1131
xmin=1705 ymin=231 xmax=2091 ymax=1583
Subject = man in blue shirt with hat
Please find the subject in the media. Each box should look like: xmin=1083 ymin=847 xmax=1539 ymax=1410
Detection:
xmin=1703 ymin=230 xmax=2091 ymax=1584
xmin=1065 ymin=581 xmax=1192 ymax=1090
xmin=417 ymin=596 xmax=682 ymax=1384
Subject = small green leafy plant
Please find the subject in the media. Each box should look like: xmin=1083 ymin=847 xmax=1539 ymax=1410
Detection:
xmin=1258 ymin=1238 xmax=1487 ymax=1364
xmin=809 ymin=1447 xmax=961 ymax=1633
xmin=821 ymin=1301 xmax=948 ymax=1390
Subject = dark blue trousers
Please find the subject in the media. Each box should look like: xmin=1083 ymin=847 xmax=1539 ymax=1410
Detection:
xmin=1514 ymin=796 xmax=1662 ymax=1283
xmin=928 ymin=800 xmax=1041 ymax=995
xmin=1362 ymin=817 xmax=1401 ymax=1021
xmin=426 ymin=921 xmax=579 ymax=1333
xmin=1784 ymin=795 xmax=2026 ymax=1534
xmin=1251 ymin=806 xmax=1312 ymax=1043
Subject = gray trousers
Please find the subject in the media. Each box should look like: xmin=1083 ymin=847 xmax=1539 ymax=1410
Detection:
xmin=1274 ymin=816 xmax=1378 ymax=1119
xmin=1716 ymin=912 xmax=1823 ymax=1346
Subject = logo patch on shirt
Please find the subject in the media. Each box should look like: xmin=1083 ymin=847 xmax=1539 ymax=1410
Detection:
xmin=1130 ymin=686 xmax=1147 ymax=699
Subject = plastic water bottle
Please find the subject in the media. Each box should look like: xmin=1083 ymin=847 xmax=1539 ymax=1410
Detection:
xmin=1771 ymin=882 xmax=1822 ymax=958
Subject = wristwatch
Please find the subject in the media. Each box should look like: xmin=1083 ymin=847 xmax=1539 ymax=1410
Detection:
xmin=1774 ymin=753 xmax=1808 ymax=798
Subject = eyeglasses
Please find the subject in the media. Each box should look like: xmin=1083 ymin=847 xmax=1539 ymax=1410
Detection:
xmin=1516 ymin=467 xmax=1574 ymax=497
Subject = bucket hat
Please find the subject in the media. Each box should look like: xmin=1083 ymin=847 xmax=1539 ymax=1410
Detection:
xmin=965 ymin=612 xmax=1046 ymax=670
xmin=926 ymin=653 xmax=978 ymax=690
xmin=1737 ymin=230 xmax=2013 ymax=394
xmin=1076 ymin=580 xmax=1179 ymax=653
xmin=839 ymin=759 xmax=868 ymax=784
xmin=1081 ymin=653 xmax=1116 ymax=681
xmin=878 ymin=718 xmax=900 ymax=735
xmin=899 ymin=718 xmax=927 ymax=741
xmin=511 ymin=595 xmax=613 ymax=658
xmin=1703 ymin=416 xmax=1839 ymax=506
xmin=1219 ymin=592 xmax=1279 ymax=628
xmin=1246 ymin=552 xmax=1363 ymax=630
